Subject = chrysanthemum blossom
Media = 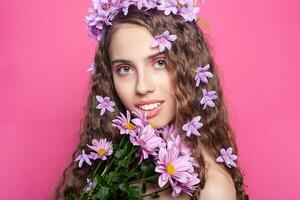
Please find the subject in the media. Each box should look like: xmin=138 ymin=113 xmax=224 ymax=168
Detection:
xmin=171 ymin=173 xmax=201 ymax=197
xmin=131 ymin=110 xmax=149 ymax=129
xmin=84 ymin=178 xmax=97 ymax=192
xmin=195 ymin=64 xmax=213 ymax=87
xmin=87 ymin=62 xmax=96 ymax=74
xmin=182 ymin=116 xmax=203 ymax=137
xmin=96 ymin=95 xmax=116 ymax=115
xmin=216 ymin=147 xmax=237 ymax=168
xmin=155 ymin=145 xmax=194 ymax=189
xmin=112 ymin=110 xmax=136 ymax=135
xmin=130 ymin=124 xmax=163 ymax=161
xmin=160 ymin=124 xmax=178 ymax=149
xmin=74 ymin=149 xmax=94 ymax=168
xmin=200 ymin=89 xmax=218 ymax=110
xmin=85 ymin=0 xmax=201 ymax=42
xmin=87 ymin=138 xmax=113 ymax=160
xmin=157 ymin=0 xmax=178 ymax=15
xmin=151 ymin=30 xmax=177 ymax=52
xmin=179 ymin=4 xmax=200 ymax=21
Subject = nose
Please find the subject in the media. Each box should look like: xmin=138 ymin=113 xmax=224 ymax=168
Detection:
xmin=135 ymin=69 xmax=155 ymax=96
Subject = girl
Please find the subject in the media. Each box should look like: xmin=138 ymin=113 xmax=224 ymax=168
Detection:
xmin=55 ymin=2 xmax=248 ymax=200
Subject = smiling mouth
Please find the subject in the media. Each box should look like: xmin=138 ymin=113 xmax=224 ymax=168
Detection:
xmin=135 ymin=101 xmax=164 ymax=118
xmin=138 ymin=102 xmax=161 ymax=111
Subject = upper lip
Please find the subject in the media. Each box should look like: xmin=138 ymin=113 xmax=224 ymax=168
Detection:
xmin=135 ymin=99 xmax=164 ymax=107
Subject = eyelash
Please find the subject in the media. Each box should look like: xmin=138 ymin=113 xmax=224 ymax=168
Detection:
xmin=116 ymin=59 xmax=167 ymax=75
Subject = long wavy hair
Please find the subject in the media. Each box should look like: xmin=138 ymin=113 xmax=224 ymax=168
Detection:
xmin=54 ymin=6 xmax=248 ymax=200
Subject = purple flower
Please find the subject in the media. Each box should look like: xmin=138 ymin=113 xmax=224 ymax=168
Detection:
xmin=200 ymin=89 xmax=218 ymax=110
xmin=182 ymin=116 xmax=203 ymax=137
xmin=155 ymin=145 xmax=194 ymax=189
xmin=145 ymin=0 xmax=160 ymax=10
xmin=120 ymin=0 xmax=135 ymax=15
xmin=135 ymin=0 xmax=150 ymax=10
xmin=151 ymin=30 xmax=177 ymax=52
xmin=85 ymin=8 xmax=105 ymax=42
xmin=157 ymin=0 xmax=178 ymax=15
xmin=131 ymin=110 xmax=149 ymax=129
xmin=178 ymin=4 xmax=200 ymax=22
xmin=112 ymin=110 xmax=136 ymax=135
xmin=171 ymin=173 xmax=201 ymax=197
xmin=216 ymin=147 xmax=237 ymax=168
xmin=87 ymin=138 xmax=113 ymax=160
xmin=87 ymin=62 xmax=96 ymax=74
xmin=84 ymin=178 xmax=97 ymax=192
xmin=160 ymin=124 xmax=178 ymax=149
xmin=74 ymin=150 xmax=94 ymax=168
xmin=195 ymin=64 xmax=213 ymax=87
xmin=130 ymin=125 xmax=163 ymax=161
xmin=96 ymin=95 xmax=116 ymax=115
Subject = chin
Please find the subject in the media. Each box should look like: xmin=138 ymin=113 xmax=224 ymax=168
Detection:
xmin=148 ymin=117 xmax=174 ymax=129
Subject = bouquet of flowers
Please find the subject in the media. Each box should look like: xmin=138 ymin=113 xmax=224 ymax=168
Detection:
xmin=71 ymin=110 xmax=201 ymax=200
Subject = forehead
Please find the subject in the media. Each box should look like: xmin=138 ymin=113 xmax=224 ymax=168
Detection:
xmin=109 ymin=23 xmax=159 ymax=61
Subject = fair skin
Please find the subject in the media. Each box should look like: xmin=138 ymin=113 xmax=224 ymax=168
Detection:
xmin=109 ymin=23 xmax=236 ymax=200
xmin=109 ymin=23 xmax=176 ymax=129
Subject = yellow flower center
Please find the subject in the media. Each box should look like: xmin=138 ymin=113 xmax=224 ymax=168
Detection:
xmin=148 ymin=121 xmax=155 ymax=128
xmin=98 ymin=148 xmax=106 ymax=155
xmin=124 ymin=122 xmax=135 ymax=130
xmin=166 ymin=163 xmax=176 ymax=175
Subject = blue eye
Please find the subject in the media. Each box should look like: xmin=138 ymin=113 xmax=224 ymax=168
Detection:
xmin=117 ymin=66 xmax=134 ymax=74
xmin=153 ymin=59 xmax=166 ymax=69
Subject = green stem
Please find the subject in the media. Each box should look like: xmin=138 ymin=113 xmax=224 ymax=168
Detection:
xmin=141 ymin=185 xmax=171 ymax=198
xmin=92 ymin=162 xmax=102 ymax=178
xmin=129 ymin=174 xmax=159 ymax=185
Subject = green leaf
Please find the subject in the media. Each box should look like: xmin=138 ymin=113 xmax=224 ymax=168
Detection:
xmin=127 ymin=186 xmax=142 ymax=200
xmin=69 ymin=192 xmax=78 ymax=200
xmin=95 ymin=186 xmax=110 ymax=200
xmin=140 ymin=163 xmax=155 ymax=178
xmin=119 ymin=182 xmax=129 ymax=192
xmin=114 ymin=149 xmax=126 ymax=159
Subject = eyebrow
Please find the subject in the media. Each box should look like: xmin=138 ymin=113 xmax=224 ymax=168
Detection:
xmin=110 ymin=52 xmax=165 ymax=66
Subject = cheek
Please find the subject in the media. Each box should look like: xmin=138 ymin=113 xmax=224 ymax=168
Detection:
xmin=113 ymin=77 xmax=135 ymax=109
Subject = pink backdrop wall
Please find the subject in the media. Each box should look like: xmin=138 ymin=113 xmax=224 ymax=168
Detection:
xmin=1 ymin=0 xmax=299 ymax=199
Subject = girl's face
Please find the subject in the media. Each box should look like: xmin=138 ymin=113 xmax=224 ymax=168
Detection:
xmin=109 ymin=23 xmax=176 ymax=128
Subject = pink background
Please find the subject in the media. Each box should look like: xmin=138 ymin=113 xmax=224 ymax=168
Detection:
xmin=1 ymin=0 xmax=299 ymax=199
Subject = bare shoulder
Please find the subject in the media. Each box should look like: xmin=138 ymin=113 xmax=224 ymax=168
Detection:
xmin=199 ymin=164 xmax=236 ymax=200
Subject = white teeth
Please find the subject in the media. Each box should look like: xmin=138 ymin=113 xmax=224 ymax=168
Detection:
xmin=138 ymin=103 xmax=161 ymax=111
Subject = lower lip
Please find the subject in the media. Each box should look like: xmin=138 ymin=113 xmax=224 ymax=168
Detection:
xmin=136 ymin=103 xmax=164 ymax=118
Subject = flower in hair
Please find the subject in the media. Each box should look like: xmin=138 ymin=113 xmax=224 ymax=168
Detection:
xmin=87 ymin=62 xmax=96 ymax=74
xmin=112 ymin=110 xmax=136 ymax=135
xmin=96 ymin=95 xmax=116 ymax=115
xmin=179 ymin=4 xmax=200 ymax=21
xmin=216 ymin=147 xmax=237 ymax=168
xmin=200 ymin=89 xmax=218 ymax=109
xmin=195 ymin=64 xmax=213 ymax=87
xmin=74 ymin=149 xmax=94 ymax=168
xmin=87 ymin=138 xmax=113 ymax=160
xmin=157 ymin=0 xmax=178 ymax=15
xmin=151 ymin=30 xmax=177 ymax=52
xmin=182 ymin=116 xmax=203 ymax=137
xmin=136 ymin=0 xmax=150 ymax=10
xmin=85 ymin=0 xmax=202 ymax=42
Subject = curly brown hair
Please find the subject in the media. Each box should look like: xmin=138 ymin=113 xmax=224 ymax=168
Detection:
xmin=53 ymin=6 xmax=248 ymax=200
